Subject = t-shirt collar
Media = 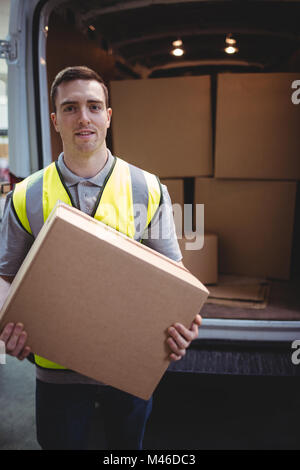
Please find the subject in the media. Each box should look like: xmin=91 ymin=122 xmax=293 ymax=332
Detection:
xmin=57 ymin=150 xmax=114 ymax=188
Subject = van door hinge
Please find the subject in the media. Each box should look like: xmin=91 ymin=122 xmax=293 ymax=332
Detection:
xmin=0 ymin=39 xmax=17 ymax=61
xmin=0 ymin=182 xmax=11 ymax=195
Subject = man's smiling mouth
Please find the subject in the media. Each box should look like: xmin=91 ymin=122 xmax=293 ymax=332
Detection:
xmin=75 ymin=130 xmax=95 ymax=135
xmin=75 ymin=130 xmax=96 ymax=138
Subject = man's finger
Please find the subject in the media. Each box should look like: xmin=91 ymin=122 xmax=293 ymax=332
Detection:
xmin=191 ymin=314 xmax=202 ymax=328
xmin=0 ymin=323 xmax=15 ymax=342
xmin=190 ymin=322 xmax=199 ymax=337
xmin=167 ymin=336 xmax=186 ymax=357
xmin=17 ymin=346 xmax=31 ymax=361
xmin=10 ymin=331 xmax=27 ymax=357
xmin=172 ymin=323 xmax=198 ymax=342
xmin=169 ymin=352 xmax=182 ymax=362
xmin=168 ymin=326 xmax=190 ymax=348
xmin=6 ymin=323 xmax=24 ymax=353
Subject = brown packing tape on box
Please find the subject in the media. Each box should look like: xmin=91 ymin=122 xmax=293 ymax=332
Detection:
xmin=0 ymin=203 xmax=209 ymax=400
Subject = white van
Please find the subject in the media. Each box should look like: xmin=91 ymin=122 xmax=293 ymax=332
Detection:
xmin=1 ymin=0 xmax=300 ymax=375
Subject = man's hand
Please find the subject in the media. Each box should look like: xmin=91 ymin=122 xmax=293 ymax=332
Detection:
xmin=0 ymin=322 xmax=31 ymax=360
xmin=167 ymin=313 xmax=202 ymax=361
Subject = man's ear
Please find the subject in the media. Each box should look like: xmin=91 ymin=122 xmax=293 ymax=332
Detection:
xmin=51 ymin=113 xmax=59 ymax=132
xmin=106 ymin=108 xmax=112 ymax=128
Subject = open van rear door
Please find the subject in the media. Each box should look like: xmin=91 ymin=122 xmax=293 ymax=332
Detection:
xmin=1 ymin=0 xmax=67 ymax=178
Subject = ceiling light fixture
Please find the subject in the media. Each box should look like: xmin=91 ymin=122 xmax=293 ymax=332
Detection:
xmin=225 ymin=33 xmax=238 ymax=54
xmin=171 ymin=38 xmax=185 ymax=57
xmin=172 ymin=39 xmax=183 ymax=47
xmin=172 ymin=47 xmax=184 ymax=57
xmin=225 ymin=33 xmax=236 ymax=45
xmin=225 ymin=45 xmax=239 ymax=54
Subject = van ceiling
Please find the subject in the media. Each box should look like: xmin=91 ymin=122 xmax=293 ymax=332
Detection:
xmin=54 ymin=0 xmax=300 ymax=77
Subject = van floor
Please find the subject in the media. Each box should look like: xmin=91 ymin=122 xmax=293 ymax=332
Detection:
xmin=202 ymin=277 xmax=300 ymax=320
xmin=1 ymin=356 xmax=299 ymax=450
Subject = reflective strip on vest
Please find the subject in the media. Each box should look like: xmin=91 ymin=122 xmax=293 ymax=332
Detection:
xmin=12 ymin=178 xmax=32 ymax=235
xmin=26 ymin=169 xmax=45 ymax=237
xmin=43 ymin=163 xmax=72 ymax=222
xmin=12 ymin=157 xmax=161 ymax=370
xmin=144 ymin=169 xmax=163 ymax=227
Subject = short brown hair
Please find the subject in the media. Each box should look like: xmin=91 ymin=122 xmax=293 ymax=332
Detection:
xmin=50 ymin=66 xmax=109 ymax=113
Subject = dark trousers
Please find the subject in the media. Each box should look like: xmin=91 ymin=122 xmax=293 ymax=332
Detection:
xmin=35 ymin=379 xmax=152 ymax=450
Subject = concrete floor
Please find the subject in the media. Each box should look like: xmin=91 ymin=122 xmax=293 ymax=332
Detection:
xmin=0 ymin=355 xmax=39 ymax=450
xmin=1 ymin=355 xmax=300 ymax=450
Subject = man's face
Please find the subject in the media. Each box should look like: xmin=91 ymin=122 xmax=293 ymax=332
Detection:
xmin=51 ymin=79 xmax=112 ymax=158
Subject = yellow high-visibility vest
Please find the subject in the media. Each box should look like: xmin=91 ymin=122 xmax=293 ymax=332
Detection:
xmin=12 ymin=156 xmax=162 ymax=370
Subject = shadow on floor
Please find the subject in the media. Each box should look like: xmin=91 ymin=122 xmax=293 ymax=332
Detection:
xmin=144 ymin=372 xmax=300 ymax=450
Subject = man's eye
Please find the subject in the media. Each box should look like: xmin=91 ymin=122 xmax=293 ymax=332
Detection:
xmin=63 ymin=105 xmax=75 ymax=112
xmin=90 ymin=104 xmax=101 ymax=111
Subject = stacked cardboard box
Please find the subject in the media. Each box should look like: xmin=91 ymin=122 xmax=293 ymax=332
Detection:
xmin=160 ymin=179 xmax=218 ymax=284
xmin=111 ymin=73 xmax=299 ymax=288
xmin=160 ymin=179 xmax=184 ymax=208
xmin=194 ymin=178 xmax=296 ymax=280
xmin=111 ymin=76 xmax=213 ymax=178
xmin=111 ymin=76 xmax=215 ymax=285
xmin=197 ymin=73 xmax=299 ymax=282
xmin=215 ymin=73 xmax=300 ymax=180
xmin=178 ymin=233 xmax=218 ymax=285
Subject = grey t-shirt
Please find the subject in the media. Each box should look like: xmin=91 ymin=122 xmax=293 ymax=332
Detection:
xmin=0 ymin=150 xmax=182 ymax=385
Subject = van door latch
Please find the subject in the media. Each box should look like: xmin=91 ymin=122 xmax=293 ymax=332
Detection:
xmin=0 ymin=39 xmax=17 ymax=61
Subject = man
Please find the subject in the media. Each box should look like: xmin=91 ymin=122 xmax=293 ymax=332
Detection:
xmin=0 ymin=66 xmax=201 ymax=450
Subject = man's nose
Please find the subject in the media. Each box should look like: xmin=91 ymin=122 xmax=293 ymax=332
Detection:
xmin=78 ymin=107 xmax=90 ymax=125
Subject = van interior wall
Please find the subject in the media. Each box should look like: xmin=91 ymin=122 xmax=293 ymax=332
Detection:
xmin=46 ymin=12 xmax=117 ymax=161
xmin=45 ymin=10 xmax=300 ymax=318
